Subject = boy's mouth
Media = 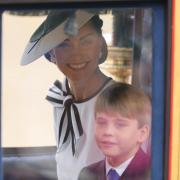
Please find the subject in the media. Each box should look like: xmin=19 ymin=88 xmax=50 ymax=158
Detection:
xmin=100 ymin=141 xmax=117 ymax=148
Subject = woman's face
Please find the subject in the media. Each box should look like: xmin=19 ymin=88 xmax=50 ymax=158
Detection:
xmin=52 ymin=22 xmax=103 ymax=82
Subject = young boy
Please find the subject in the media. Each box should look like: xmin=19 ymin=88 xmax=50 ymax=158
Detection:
xmin=78 ymin=82 xmax=151 ymax=180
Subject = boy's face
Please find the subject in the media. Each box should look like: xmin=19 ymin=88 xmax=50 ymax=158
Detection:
xmin=95 ymin=111 xmax=149 ymax=165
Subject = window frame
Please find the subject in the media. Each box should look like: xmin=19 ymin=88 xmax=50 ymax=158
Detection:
xmin=0 ymin=0 xmax=171 ymax=180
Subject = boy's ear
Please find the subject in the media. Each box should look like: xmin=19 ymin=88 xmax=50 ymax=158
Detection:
xmin=138 ymin=125 xmax=150 ymax=144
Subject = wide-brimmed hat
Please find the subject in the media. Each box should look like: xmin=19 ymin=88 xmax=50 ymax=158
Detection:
xmin=21 ymin=10 xmax=95 ymax=65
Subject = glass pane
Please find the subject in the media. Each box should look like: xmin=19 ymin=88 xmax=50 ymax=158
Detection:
xmin=2 ymin=8 xmax=152 ymax=180
xmin=2 ymin=11 xmax=58 ymax=147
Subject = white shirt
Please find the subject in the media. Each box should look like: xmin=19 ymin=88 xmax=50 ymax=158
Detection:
xmin=106 ymin=156 xmax=134 ymax=178
xmin=51 ymin=78 xmax=113 ymax=180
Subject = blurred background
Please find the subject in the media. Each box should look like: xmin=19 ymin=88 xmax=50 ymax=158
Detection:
xmin=1 ymin=8 xmax=152 ymax=148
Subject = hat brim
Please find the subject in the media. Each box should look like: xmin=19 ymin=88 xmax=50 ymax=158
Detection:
xmin=21 ymin=10 xmax=94 ymax=65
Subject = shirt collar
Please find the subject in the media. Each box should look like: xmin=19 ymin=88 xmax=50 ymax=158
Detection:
xmin=105 ymin=155 xmax=134 ymax=177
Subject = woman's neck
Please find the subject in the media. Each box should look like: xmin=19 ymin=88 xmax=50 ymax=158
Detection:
xmin=68 ymin=70 xmax=109 ymax=101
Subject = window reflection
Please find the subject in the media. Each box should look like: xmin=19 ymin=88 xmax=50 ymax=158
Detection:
xmin=2 ymin=8 xmax=152 ymax=180
xmin=2 ymin=9 xmax=152 ymax=147
xmin=100 ymin=9 xmax=152 ymax=98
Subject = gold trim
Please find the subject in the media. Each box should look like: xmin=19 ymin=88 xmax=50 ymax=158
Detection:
xmin=170 ymin=0 xmax=180 ymax=179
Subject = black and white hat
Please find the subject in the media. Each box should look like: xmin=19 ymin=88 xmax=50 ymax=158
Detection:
xmin=21 ymin=10 xmax=95 ymax=65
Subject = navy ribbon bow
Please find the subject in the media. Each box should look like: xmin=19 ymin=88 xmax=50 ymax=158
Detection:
xmin=46 ymin=79 xmax=83 ymax=155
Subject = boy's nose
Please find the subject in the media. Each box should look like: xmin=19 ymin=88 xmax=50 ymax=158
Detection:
xmin=103 ymin=125 xmax=114 ymax=136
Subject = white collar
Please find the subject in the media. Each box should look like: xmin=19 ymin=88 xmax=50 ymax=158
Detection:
xmin=106 ymin=155 xmax=134 ymax=177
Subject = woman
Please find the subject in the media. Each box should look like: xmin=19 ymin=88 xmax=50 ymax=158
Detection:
xmin=21 ymin=10 xmax=113 ymax=180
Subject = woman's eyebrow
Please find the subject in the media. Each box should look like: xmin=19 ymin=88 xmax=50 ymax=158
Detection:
xmin=80 ymin=33 xmax=95 ymax=40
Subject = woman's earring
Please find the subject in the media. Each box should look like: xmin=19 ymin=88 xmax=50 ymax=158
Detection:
xmin=99 ymin=51 xmax=102 ymax=59
xmin=51 ymin=57 xmax=56 ymax=64
xmin=50 ymin=51 xmax=56 ymax=64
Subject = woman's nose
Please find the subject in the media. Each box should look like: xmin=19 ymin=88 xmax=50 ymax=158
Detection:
xmin=71 ymin=47 xmax=80 ymax=55
xmin=69 ymin=43 xmax=83 ymax=60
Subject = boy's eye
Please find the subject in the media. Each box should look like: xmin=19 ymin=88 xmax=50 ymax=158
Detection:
xmin=115 ymin=122 xmax=128 ymax=128
xmin=96 ymin=118 xmax=107 ymax=125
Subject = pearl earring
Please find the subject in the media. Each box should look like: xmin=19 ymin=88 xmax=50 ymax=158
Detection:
xmin=51 ymin=58 xmax=56 ymax=64
xmin=50 ymin=51 xmax=56 ymax=64
xmin=99 ymin=52 xmax=102 ymax=59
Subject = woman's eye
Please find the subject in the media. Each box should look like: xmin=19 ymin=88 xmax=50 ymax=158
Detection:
xmin=81 ymin=38 xmax=93 ymax=46
xmin=57 ymin=42 xmax=70 ymax=48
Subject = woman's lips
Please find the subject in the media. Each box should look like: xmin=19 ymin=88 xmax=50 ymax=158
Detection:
xmin=68 ymin=62 xmax=88 ymax=70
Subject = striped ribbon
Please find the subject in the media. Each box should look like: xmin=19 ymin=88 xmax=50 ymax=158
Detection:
xmin=46 ymin=79 xmax=83 ymax=155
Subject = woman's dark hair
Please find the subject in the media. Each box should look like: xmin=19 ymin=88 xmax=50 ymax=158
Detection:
xmin=89 ymin=15 xmax=103 ymax=34
xmin=89 ymin=15 xmax=107 ymax=64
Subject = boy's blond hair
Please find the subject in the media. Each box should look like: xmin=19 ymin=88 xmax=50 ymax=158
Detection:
xmin=95 ymin=82 xmax=151 ymax=127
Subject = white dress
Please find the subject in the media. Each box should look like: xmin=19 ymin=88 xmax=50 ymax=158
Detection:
xmin=47 ymin=78 xmax=113 ymax=180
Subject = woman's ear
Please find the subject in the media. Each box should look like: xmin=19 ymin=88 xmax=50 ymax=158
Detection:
xmin=99 ymin=37 xmax=108 ymax=64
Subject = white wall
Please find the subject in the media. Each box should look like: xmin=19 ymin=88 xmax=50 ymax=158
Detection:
xmin=2 ymin=12 xmax=64 ymax=147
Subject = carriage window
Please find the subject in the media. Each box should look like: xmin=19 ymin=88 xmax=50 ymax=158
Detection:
xmin=2 ymin=8 xmax=152 ymax=148
xmin=2 ymin=11 xmax=57 ymax=147
xmin=1 ymin=6 xmax=167 ymax=180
